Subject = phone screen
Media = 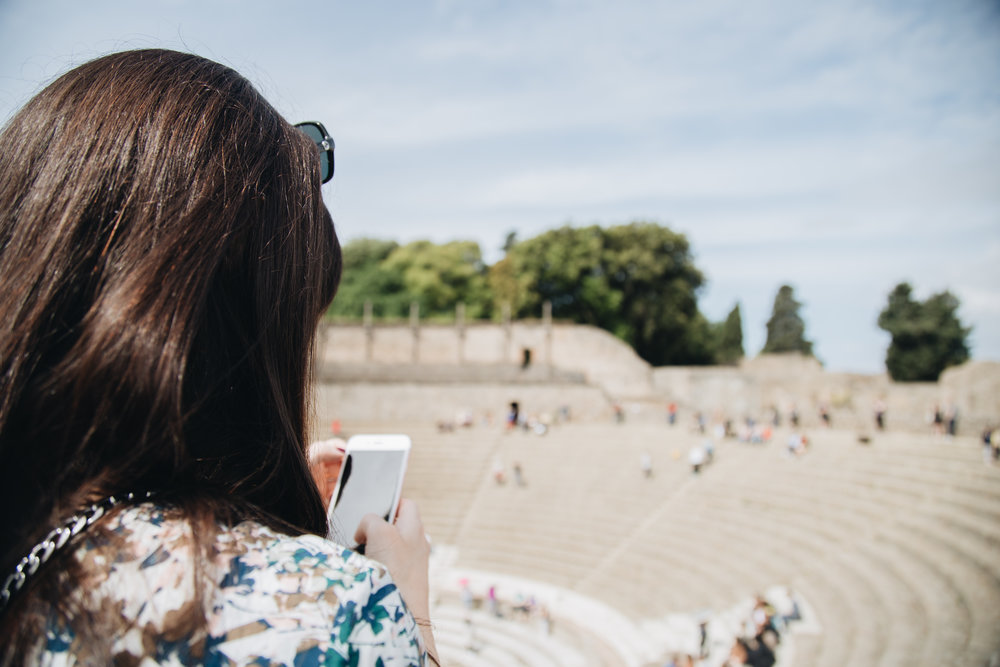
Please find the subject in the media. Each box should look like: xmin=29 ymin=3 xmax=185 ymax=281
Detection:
xmin=327 ymin=435 xmax=410 ymax=549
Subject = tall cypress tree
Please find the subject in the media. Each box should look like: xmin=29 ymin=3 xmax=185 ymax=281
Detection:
xmin=715 ymin=303 xmax=745 ymax=364
xmin=763 ymin=285 xmax=813 ymax=355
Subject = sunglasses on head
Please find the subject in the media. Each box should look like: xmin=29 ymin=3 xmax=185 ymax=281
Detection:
xmin=295 ymin=121 xmax=335 ymax=184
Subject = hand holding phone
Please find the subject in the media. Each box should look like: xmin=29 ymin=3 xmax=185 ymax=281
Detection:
xmin=356 ymin=498 xmax=438 ymax=661
xmin=327 ymin=434 xmax=411 ymax=549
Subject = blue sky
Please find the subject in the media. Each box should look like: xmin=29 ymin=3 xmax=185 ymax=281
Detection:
xmin=2 ymin=0 xmax=998 ymax=373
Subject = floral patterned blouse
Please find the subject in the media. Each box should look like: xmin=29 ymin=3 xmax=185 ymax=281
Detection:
xmin=32 ymin=503 xmax=425 ymax=666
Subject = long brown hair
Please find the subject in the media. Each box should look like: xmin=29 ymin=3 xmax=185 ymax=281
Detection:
xmin=0 ymin=48 xmax=341 ymax=627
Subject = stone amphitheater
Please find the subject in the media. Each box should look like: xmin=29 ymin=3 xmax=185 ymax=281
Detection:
xmin=313 ymin=320 xmax=1000 ymax=666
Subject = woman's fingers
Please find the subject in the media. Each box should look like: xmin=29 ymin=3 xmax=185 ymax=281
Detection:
xmin=353 ymin=499 xmax=425 ymax=548
xmin=352 ymin=501 xmax=430 ymax=607
xmin=393 ymin=498 xmax=426 ymax=541
xmin=352 ymin=499 xmax=436 ymax=659
xmin=307 ymin=439 xmax=346 ymax=510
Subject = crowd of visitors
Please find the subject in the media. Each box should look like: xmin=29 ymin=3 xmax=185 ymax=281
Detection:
xmin=456 ymin=578 xmax=554 ymax=652
xmin=724 ymin=590 xmax=804 ymax=667
xmin=929 ymin=403 xmax=961 ymax=436
xmin=656 ymin=589 xmax=803 ymax=667
xmin=432 ymin=399 xmax=574 ymax=435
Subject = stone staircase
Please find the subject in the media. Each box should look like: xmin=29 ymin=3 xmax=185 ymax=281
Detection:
xmin=330 ymin=419 xmax=1000 ymax=666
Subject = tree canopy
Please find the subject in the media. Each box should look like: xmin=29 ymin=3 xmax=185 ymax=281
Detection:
xmin=329 ymin=238 xmax=489 ymax=320
xmin=328 ymin=238 xmax=406 ymax=318
xmin=326 ymin=226 xmax=974 ymax=375
xmin=762 ymin=285 xmax=813 ymax=355
xmin=382 ymin=240 xmax=490 ymax=319
xmin=504 ymin=222 xmax=710 ymax=365
xmin=329 ymin=222 xmax=730 ymax=366
xmin=877 ymin=282 xmax=971 ymax=382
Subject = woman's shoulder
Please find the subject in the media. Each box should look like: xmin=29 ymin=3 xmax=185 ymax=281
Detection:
xmin=207 ymin=514 xmax=423 ymax=664
xmin=65 ymin=503 xmax=424 ymax=665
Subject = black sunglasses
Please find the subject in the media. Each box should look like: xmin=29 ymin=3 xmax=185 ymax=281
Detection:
xmin=295 ymin=121 xmax=335 ymax=184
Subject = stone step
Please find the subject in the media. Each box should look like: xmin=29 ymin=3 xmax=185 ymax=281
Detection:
xmin=432 ymin=608 xmax=588 ymax=667
xmin=683 ymin=495 xmax=987 ymax=664
xmin=337 ymin=420 xmax=1000 ymax=666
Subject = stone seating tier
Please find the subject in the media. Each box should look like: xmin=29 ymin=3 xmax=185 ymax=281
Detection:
xmin=329 ymin=419 xmax=1000 ymax=666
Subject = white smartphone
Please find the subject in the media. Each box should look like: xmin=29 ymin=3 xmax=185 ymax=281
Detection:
xmin=327 ymin=434 xmax=411 ymax=550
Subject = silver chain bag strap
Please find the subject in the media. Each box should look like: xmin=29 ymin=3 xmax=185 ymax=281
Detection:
xmin=0 ymin=491 xmax=151 ymax=613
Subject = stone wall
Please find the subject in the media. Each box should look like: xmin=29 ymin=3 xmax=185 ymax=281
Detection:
xmin=314 ymin=382 xmax=610 ymax=427
xmin=651 ymin=356 xmax=1000 ymax=434
xmin=319 ymin=321 xmax=651 ymax=398
xmin=317 ymin=321 xmax=999 ymax=435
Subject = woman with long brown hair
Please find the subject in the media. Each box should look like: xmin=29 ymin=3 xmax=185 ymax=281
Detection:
xmin=0 ymin=49 xmax=437 ymax=664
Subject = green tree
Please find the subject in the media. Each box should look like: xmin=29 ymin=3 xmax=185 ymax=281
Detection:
xmin=502 ymin=230 xmax=518 ymax=254
xmin=877 ymin=282 xmax=971 ymax=382
xmin=678 ymin=311 xmax=717 ymax=366
xmin=382 ymin=240 xmax=491 ymax=319
xmin=762 ymin=285 xmax=813 ymax=355
xmin=507 ymin=221 xmax=708 ymax=365
xmin=714 ymin=303 xmax=744 ymax=365
xmin=508 ymin=224 xmax=609 ymax=321
xmin=487 ymin=256 xmax=522 ymax=319
xmin=328 ymin=238 xmax=410 ymax=319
